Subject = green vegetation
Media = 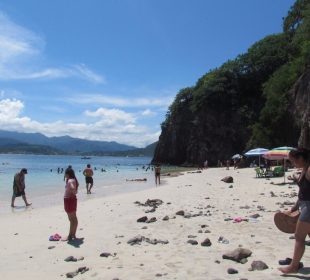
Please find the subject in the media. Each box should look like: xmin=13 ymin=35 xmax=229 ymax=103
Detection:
xmin=154 ymin=0 xmax=310 ymax=165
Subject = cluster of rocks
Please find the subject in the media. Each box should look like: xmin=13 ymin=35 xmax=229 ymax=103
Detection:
xmin=134 ymin=199 xmax=163 ymax=213
xmin=66 ymin=267 xmax=89 ymax=278
xmin=222 ymin=248 xmax=268 ymax=274
xmin=175 ymin=210 xmax=212 ymax=219
xmin=127 ymin=235 xmax=169 ymax=246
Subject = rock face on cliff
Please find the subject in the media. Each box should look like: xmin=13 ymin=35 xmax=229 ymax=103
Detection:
xmin=290 ymin=68 xmax=310 ymax=149
xmin=152 ymin=35 xmax=298 ymax=166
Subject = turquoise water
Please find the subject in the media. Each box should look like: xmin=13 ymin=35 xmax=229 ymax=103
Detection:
xmin=0 ymin=154 xmax=155 ymax=212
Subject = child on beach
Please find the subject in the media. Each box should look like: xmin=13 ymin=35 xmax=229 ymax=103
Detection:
xmin=279 ymin=148 xmax=310 ymax=274
xmin=11 ymin=168 xmax=31 ymax=207
xmin=63 ymin=168 xmax=78 ymax=241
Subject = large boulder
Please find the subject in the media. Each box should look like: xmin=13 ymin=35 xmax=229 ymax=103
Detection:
xmin=222 ymin=248 xmax=252 ymax=263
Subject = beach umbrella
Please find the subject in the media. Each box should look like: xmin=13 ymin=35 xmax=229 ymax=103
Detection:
xmin=262 ymin=147 xmax=294 ymax=160
xmin=244 ymin=148 xmax=269 ymax=156
xmin=244 ymin=148 xmax=269 ymax=166
xmin=263 ymin=147 xmax=295 ymax=183
xmin=231 ymin=154 xmax=242 ymax=160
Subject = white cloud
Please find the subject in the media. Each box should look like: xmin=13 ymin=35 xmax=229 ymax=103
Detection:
xmin=66 ymin=93 xmax=174 ymax=108
xmin=0 ymin=12 xmax=105 ymax=83
xmin=85 ymin=108 xmax=136 ymax=124
xmin=141 ymin=109 xmax=156 ymax=116
xmin=0 ymin=99 xmax=159 ymax=147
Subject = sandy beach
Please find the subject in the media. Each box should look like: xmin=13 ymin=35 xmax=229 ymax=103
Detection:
xmin=1 ymin=167 xmax=308 ymax=280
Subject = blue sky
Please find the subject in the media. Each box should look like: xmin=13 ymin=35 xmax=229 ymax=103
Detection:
xmin=0 ymin=0 xmax=295 ymax=147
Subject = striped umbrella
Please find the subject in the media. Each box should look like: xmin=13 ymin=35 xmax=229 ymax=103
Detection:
xmin=263 ymin=147 xmax=295 ymax=160
xmin=263 ymin=147 xmax=295 ymax=183
xmin=244 ymin=148 xmax=269 ymax=156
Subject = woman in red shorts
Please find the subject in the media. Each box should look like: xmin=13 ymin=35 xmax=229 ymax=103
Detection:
xmin=63 ymin=168 xmax=78 ymax=241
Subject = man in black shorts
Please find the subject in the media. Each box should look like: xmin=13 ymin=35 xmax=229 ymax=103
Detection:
xmin=83 ymin=164 xmax=94 ymax=194
xmin=11 ymin=168 xmax=31 ymax=207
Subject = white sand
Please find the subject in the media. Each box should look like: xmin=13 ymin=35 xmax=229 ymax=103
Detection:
xmin=0 ymin=167 xmax=308 ymax=280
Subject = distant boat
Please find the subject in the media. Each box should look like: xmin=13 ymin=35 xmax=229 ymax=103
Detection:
xmin=81 ymin=156 xmax=91 ymax=159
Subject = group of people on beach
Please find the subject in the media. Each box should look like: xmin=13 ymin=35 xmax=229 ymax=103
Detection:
xmin=9 ymin=149 xmax=310 ymax=274
xmin=11 ymin=163 xmax=161 ymax=241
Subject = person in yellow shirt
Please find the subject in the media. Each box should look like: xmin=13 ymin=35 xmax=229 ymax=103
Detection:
xmin=83 ymin=164 xmax=94 ymax=194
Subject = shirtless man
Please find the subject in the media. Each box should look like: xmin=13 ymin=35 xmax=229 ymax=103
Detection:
xmin=83 ymin=164 xmax=94 ymax=194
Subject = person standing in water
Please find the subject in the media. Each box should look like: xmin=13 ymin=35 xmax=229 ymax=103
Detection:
xmin=155 ymin=164 xmax=161 ymax=185
xmin=83 ymin=164 xmax=94 ymax=194
xmin=63 ymin=168 xmax=78 ymax=241
xmin=11 ymin=168 xmax=31 ymax=207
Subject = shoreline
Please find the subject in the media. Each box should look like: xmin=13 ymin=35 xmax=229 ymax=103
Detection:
xmin=1 ymin=167 xmax=308 ymax=279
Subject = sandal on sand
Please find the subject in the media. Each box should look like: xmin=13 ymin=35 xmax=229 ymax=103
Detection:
xmin=49 ymin=233 xmax=61 ymax=241
xmin=278 ymin=258 xmax=303 ymax=268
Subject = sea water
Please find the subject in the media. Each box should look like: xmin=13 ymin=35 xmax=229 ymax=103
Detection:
xmin=0 ymin=154 xmax=155 ymax=213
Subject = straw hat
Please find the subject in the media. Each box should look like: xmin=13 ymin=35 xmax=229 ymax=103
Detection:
xmin=274 ymin=211 xmax=300 ymax=234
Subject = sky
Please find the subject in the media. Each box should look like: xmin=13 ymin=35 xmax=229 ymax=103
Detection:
xmin=0 ymin=0 xmax=295 ymax=147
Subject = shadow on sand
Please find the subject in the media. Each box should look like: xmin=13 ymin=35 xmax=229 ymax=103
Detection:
xmin=281 ymin=267 xmax=310 ymax=279
xmin=67 ymin=237 xmax=84 ymax=248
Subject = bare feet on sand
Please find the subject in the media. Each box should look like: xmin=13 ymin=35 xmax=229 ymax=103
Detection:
xmin=278 ymin=265 xmax=299 ymax=274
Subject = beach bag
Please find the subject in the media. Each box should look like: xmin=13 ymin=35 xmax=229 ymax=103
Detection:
xmin=274 ymin=210 xmax=300 ymax=234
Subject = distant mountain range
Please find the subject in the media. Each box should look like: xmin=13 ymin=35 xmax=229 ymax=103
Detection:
xmin=0 ymin=130 xmax=157 ymax=157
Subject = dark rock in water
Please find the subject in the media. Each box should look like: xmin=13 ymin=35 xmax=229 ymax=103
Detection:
xmin=198 ymin=230 xmax=203 ymax=233
xmin=240 ymin=258 xmax=248 ymax=264
xmin=162 ymin=215 xmax=169 ymax=221
xmin=222 ymin=248 xmax=252 ymax=263
xmin=48 ymin=246 xmax=55 ymax=250
xmin=221 ymin=176 xmax=234 ymax=183
xmin=229 ymin=185 xmax=233 ymax=188
xmin=145 ymin=208 xmax=156 ymax=213
xmin=155 ymin=273 xmax=162 ymax=277
xmin=227 ymin=268 xmax=238 ymax=274
xmin=188 ymin=235 xmax=197 ymax=238
xmin=187 ymin=239 xmax=198 ymax=245
xmin=201 ymin=238 xmax=212 ymax=247
xmin=66 ymin=271 xmax=78 ymax=278
xmin=249 ymin=260 xmax=268 ymax=271
xmin=137 ymin=216 xmax=148 ymax=223
xmin=64 ymin=256 xmax=77 ymax=262
xmin=146 ymin=217 xmax=157 ymax=223
xmin=215 ymin=260 xmax=221 ymax=264
xmin=176 ymin=210 xmax=185 ymax=216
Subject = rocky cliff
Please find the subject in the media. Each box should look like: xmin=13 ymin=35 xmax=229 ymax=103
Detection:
xmin=152 ymin=0 xmax=310 ymax=166
xmin=290 ymin=67 xmax=310 ymax=149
